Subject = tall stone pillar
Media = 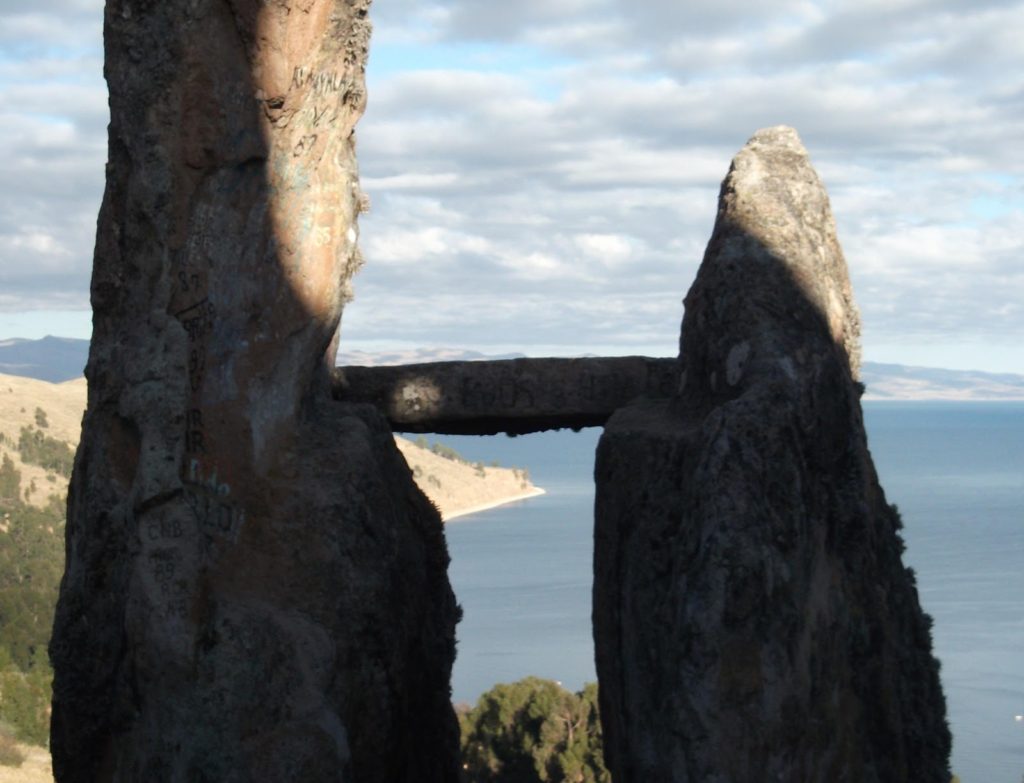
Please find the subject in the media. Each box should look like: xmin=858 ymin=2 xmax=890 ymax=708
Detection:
xmin=593 ymin=127 xmax=951 ymax=782
xmin=50 ymin=2 xmax=460 ymax=780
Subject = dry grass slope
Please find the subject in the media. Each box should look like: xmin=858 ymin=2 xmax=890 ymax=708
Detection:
xmin=0 ymin=375 xmax=86 ymax=509
xmin=0 ymin=742 xmax=53 ymax=783
xmin=394 ymin=439 xmax=544 ymax=521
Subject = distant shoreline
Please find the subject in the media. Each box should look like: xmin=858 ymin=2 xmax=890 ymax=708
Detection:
xmin=862 ymin=395 xmax=1024 ymax=402
xmin=442 ymin=487 xmax=547 ymax=523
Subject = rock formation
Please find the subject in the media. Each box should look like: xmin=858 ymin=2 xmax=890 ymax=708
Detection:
xmin=336 ymin=357 xmax=677 ymax=435
xmin=49 ymin=2 xmax=459 ymax=781
xmin=593 ymin=127 xmax=951 ymax=781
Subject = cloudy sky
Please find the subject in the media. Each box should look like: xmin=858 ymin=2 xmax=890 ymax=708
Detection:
xmin=1 ymin=0 xmax=1022 ymax=371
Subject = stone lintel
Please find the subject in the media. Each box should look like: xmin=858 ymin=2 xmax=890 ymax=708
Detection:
xmin=332 ymin=357 xmax=678 ymax=435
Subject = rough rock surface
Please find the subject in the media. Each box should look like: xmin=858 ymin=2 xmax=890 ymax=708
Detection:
xmin=593 ymin=127 xmax=950 ymax=782
xmin=49 ymin=2 xmax=459 ymax=781
xmin=335 ymin=357 xmax=677 ymax=434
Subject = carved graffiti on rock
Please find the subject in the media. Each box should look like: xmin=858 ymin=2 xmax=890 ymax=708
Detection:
xmin=186 ymin=408 xmax=205 ymax=454
xmin=184 ymin=458 xmax=245 ymax=542
xmin=291 ymin=66 xmax=349 ymax=96
xmin=151 ymin=551 xmax=188 ymax=603
xmin=293 ymin=134 xmax=317 ymax=157
xmin=146 ymin=516 xmax=185 ymax=542
xmin=184 ymin=488 xmax=245 ymax=543
xmin=176 ymin=298 xmax=216 ymax=344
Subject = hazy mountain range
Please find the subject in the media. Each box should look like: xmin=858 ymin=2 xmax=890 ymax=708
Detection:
xmin=0 ymin=336 xmax=91 ymax=383
xmin=2 ymin=336 xmax=1022 ymax=400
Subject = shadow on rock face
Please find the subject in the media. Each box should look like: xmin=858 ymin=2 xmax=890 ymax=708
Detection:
xmin=49 ymin=3 xmax=460 ymax=782
xmin=593 ymin=126 xmax=951 ymax=783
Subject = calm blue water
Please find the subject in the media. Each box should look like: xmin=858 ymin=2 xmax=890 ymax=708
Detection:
xmin=440 ymin=402 xmax=1024 ymax=783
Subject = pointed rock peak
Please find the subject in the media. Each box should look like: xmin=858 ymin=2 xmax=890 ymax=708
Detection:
xmin=679 ymin=126 xmax=861 ymax=402
xmin=595 ymin=127 xmax=950 ymax=781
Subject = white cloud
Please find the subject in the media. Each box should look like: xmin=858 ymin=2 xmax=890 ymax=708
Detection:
xmin=365 ymin=225 xmax=493 ymax=265
xmin=2 ymin=0 xmax=1023 ymax=371
xmin=573 ymin=233 xmax=633 ymax=266
xmin=0 ymin=0 xmax=106 ymax=313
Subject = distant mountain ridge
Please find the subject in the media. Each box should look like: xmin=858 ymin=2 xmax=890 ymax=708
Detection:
xmin=0 ymin=336 xmax=88 ymax=383
xmin=338 ymin=347 xmax=526 ymax=366
xmin=3 ymin=336 xmax=1023 ymax=400
xmin=860 ymin=362 xmax=1024 ymax=401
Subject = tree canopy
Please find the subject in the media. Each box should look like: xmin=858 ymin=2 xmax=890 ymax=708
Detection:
xmin=458 ymin=677 xmax=610 ymax=783
xmin=0 ymin=454 xmax=63 ymax=748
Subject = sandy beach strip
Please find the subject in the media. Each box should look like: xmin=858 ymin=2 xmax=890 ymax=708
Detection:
xmin=441 ymin=486 xmax=547 ymax=523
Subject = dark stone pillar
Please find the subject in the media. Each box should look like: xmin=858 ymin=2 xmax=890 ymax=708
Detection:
xmin=49 ymin=2 xmax=459 ymax=780
xmin=593 ymin=127 xmax=951 ymax=782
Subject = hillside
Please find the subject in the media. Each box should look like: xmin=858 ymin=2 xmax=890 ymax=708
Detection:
xmin=0 ymin=375 xmax=86 ymax=508
xmin=395 ymin=437 xmax=542 ymax=521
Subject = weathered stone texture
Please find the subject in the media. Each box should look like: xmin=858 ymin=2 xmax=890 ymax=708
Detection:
xmin=335 ymin=357 xmax=678 ymax=435
xmin=50 ymin=2 xmax=459 ymax=781
xmin=593 ymin=127 xmax=950 ymax=782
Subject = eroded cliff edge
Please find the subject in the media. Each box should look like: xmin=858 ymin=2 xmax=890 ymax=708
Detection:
xmin=593 ymin=126 xmax=950 ymax=782
xmin=49 ymin=2 xmax=459 ymax=781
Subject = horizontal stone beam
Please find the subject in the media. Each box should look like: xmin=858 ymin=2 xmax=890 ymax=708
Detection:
xmin=331 ymin=357 xmax=678 ymax=435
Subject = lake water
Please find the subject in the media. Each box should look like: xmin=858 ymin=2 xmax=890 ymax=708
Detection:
xmin=439 ymin=401 xmax=1024 ymax=783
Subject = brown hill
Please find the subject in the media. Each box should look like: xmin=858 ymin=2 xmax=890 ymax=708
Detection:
xmin=0 ymin=375 xmax=86 ymax=508
xmin=394 ymin=438 xmax=543 ymax=521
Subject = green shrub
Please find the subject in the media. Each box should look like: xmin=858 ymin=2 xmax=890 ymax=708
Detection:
xmin=17 ymin=426 xmax=74 ymax=478
xmin=459 ymin=677 xmax=610 ymax=783
xmin=0 ymin=454 xmax=20 ymax=507
xmin=0 ymin=476 xmax=63 ymax=749
xmin=431 ymin=442 xmax=466 ymax=463
xmin=0 ymin=659 xmax=51 ymax=747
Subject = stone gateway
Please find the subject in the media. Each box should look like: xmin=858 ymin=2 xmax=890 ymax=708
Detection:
xmin=50 ymin=1 xmax=951 ymax=779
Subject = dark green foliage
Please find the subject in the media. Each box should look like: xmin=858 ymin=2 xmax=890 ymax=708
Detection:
xmin=0 ymin=495 xmax=65 ymax=670
xmin=0 ymin=648 xmax=51 ymax=746
xmin=0 ymin=454 xmax=20 ymax=507
xmin=33 ymin=408 xmax=48 ymax=429
xmin=0 ymin=486 xmax=63 ymax=746
xmin=459 ymin=677 xmax=610 ymax=783
xmin=17 ymin=425 xmax=74 ymax=478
